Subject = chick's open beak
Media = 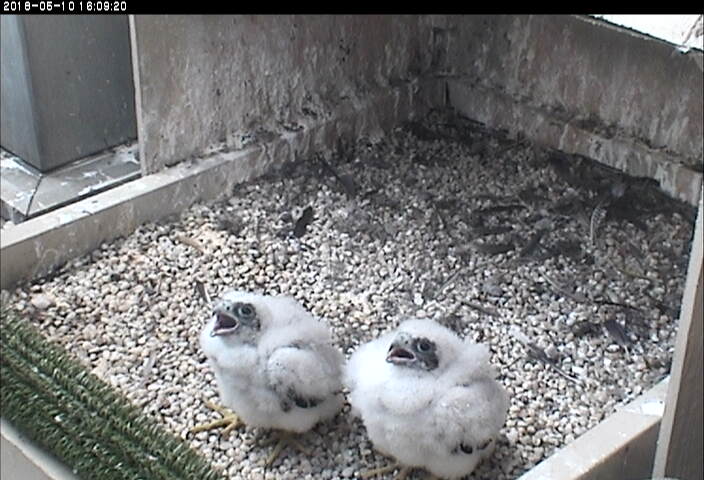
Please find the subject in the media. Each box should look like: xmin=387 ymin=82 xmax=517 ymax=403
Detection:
xmin=386 ymin=336 xmax=415 ymax=364
xmin=211 ymin=312 xmax=239 ymax=336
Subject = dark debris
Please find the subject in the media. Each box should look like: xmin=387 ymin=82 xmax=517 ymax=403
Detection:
xmin=293 ymin=206 xmax=315 ymax=238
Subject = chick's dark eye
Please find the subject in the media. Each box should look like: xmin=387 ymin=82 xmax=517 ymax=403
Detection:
xmin=238 ymin=305 xmax=254 ymax=317
xmin=417 ymin=339 xmax=432 ymax=352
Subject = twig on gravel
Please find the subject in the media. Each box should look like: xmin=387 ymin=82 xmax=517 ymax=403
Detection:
xmin=589 ymin=204 xmax=607 ymax=247
xmin=520 ymin=229 xmax=548 ymax=258
xmin=460 ymin=300 xmax=499 ymax=317
xmin=195 ymin=281 xmax=211 ymax=305
xmin=510 ymin=327 xmax=584 ymax=386
xmin=437 ymin=267 xmax=469 ymax=295
xmin=317 ymin=154 xmax=359 ymax=198
xmin=473 ymin=241 xmax=515 ymax=256
xmin=176 ymin=234 xmax=207 ymax=254
xmin=603 ymin=318 xmax=631 ymax=350
xmin=542 ymin=275 xmax=589 ymax=304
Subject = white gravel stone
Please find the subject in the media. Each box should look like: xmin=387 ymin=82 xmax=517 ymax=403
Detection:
xmin=30 ymin=293 xmax=55 ymax=310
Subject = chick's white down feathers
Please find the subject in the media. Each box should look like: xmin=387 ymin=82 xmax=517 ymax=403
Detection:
xmin=345 ymin=318 xmax=509 ymax=479
xmin=200 ymin=290 xmax=344 ymax=433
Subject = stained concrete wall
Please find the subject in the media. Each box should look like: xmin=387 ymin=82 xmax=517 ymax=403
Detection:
xmin=130 ymin=15 xmax=443 ymax=174
xmin=438 ymin=14 xmax=703 ymax=204
xmin=129 ymin=15 xmax=702 ymax=204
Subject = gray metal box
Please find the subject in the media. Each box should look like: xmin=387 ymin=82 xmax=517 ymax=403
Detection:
xmin=0 ymin=15 xmax=137 ymax=172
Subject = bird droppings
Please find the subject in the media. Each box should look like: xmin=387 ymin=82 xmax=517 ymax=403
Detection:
xmin=4 ymin=110 xmax=696 ymax=479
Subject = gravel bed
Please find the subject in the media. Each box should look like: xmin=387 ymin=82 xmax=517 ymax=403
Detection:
xmin=4 ymin=111 xmax=696 ymax=479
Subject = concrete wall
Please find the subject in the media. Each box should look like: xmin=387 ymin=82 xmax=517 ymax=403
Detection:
xmin=129 ymin=15 xmax=702 ymax=203
xmin=438 ymin=15 xmax=703 ymax=204
xmin=130 ymin=15 xmax=443 ymax=174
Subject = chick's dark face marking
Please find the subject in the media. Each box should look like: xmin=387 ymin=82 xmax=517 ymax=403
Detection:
xmin=211 ymin=300 xmax=260 ymax=336
xmin=386 ymin=332 xmax=439 ymax=371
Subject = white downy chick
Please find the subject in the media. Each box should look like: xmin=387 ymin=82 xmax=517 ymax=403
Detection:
xmin=345 ymin=318 xmax=508 ymax=479
xmin=198 ymin=290 xmax=344 ymax=462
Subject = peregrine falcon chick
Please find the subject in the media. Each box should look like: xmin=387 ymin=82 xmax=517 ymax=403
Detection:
xmin=345 ymin=318 xmax=508 ymax=479
xmin=193 ymin=290 xmax=344 ymax=465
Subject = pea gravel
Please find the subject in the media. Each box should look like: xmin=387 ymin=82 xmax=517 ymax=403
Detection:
xmin=4 ymin=111 xmax=696 ymax=479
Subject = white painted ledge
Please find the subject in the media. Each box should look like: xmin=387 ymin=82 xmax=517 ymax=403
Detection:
xmin=1 ymin=418 xmax=79 ymax=480
xmin=519 ymin=378 xmax=669 ymax=480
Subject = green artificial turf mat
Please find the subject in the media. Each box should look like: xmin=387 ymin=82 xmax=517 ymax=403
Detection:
xmin=0 ymin=306 xmax=225 ymax=480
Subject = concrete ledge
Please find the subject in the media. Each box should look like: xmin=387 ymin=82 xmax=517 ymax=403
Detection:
xmin=448 ymin=79 xmax=702 ymax=206
xmin=519 ymin=378 xmax=669 ymax=480
xmin=1 ymin=419 xmax=78 ymax=480
xmin=1 ymin=143 xmax=140 ymax=223
xmin=0 ymin=79 xmax=435 ymax=290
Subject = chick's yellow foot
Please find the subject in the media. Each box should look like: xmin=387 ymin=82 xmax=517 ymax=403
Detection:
xmin=360 ymin=463 xmax=412 ymax=480
xmin=260 ymin=431 xmax=311 ymax=466
xmin=190 ymin=400 xmax=241 ymax=436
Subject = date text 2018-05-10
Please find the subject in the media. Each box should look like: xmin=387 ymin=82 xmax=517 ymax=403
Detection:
xmin=2 ymin=0 xmax=127 ymax=12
